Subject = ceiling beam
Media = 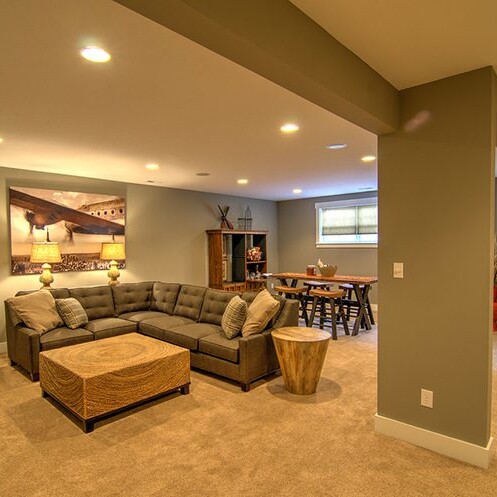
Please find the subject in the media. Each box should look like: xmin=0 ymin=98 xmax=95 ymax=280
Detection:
xmin=113 ymin=0 xmax=399 ymax=135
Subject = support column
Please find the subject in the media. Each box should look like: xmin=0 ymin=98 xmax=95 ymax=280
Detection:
xmin=376 ymin=67 xmax=496 ymax=467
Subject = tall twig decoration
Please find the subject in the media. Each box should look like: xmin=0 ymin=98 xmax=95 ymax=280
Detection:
xmin=218 ymin=205 xmax=234 ymax=230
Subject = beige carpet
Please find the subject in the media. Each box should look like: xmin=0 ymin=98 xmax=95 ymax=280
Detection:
xmin=1 ymin=328 xmax=496 ymax=497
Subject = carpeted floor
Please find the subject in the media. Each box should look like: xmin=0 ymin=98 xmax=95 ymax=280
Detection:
xmin=1 ymin=327 xmax=496 ymax=497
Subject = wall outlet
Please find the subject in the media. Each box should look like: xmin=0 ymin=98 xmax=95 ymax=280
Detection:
xmin=421 ymin=388 xmax=434 ymax=408
xmin=393 ymin=262 xmax=404 ymax=278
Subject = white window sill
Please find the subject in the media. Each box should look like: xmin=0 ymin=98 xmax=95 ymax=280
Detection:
xmin=316 ymin=243 xmax=378 ymax=249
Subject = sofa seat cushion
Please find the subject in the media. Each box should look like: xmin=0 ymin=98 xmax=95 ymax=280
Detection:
xmin=140 ymin=315 xmax=195 ymax=332
xmin=40 ymin=327 xmax=94 ymax=351
xmin=198 ymin=332 xmax=240 ymax=363
xmin=119 ymin=310 xmax=168 ymax=323
xmin=85 ymin=318 xmax=137 ymax=339
xmin=140 ymin=320 xmax=219 ymax=350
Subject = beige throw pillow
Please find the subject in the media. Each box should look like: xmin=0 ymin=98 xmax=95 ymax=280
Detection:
xmin=241 ymin=289 xmax=280 ymax=337
xmin=221 ymin=296 xmax=247 ymax=339
xmin=7 ymin=291 xmax=63 ymax=334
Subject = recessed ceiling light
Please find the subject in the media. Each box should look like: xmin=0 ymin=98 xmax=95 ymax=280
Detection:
xmin=293 ymin=188 xmax=303 ymax=194
xmin=280 ymin=123 xmax=299 ymax=133
xmin=361 ymin=155 xmax=376 ymax=163
xmin=145 ymin=163 xmax=159 ymax=170
xmin=325 ymin=143 xmax=347 ymax=150
xmin=237 ymin=179 xmax=249 ymax=185
xmin=80 ymin=46 xmax=111 ymax=63
xmin=196 ymin=172 xmax=210 ymax=176
xmin=0 ymin=137 xmax=4 ymax=144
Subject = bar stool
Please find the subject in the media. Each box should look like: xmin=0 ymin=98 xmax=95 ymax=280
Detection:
xmin=339 ymin=283 xmax=375 ymax=328
xmin=302 ymin=281 xmax=330 ymax=324
xmin=308 ymin=288 xmax=349 ymax=340
xmin=274 ymin=285 xmax=309 ymax=325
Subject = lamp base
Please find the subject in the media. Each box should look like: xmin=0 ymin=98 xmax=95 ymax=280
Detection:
xmin=39 ymin=263 xmax=54 ymax=289
xmin=107 ymin=260 xmax=121 ymax=286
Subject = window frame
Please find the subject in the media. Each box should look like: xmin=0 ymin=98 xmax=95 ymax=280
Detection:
xmin=315 ymin=196 xmax=378 ymax=248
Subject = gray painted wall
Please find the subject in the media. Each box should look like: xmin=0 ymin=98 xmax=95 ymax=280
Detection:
xmin=378 ymin=67 xmax=495 ymax=446
xmin=277 ymin=192 xmax=378 ymax=304
xmin=0 ymin=166 xmax=278 ymax=346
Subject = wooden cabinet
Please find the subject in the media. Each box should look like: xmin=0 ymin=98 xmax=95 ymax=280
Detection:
xmin=206 ymin=230 xmax=268 ymax=292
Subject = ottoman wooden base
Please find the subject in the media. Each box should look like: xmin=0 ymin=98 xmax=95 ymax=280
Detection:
xmin=39 ymin=333 xmax=190 ymax=432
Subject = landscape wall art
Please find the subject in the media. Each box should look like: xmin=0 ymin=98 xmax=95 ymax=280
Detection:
xmin=10 ymin=186 xmax=126 ymax=275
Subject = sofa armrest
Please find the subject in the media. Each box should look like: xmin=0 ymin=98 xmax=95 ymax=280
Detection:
xmin=238 ymin=330 xmax=278 ymax=384
xmin=14 ymin=326 xmax=41 ymax=380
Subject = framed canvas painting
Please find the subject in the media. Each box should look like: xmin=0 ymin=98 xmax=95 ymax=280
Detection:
xmin=9 ymin=186 xmax=126 ymax=275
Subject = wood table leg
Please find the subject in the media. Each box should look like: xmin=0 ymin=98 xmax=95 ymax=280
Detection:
xmin=352 ymin=284 xmax=372 ymax=335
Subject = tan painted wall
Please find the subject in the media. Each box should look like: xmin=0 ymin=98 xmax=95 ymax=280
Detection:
xmin=377 ymin=67 xmax=496 ymax=446
xmin=277 ymin=192 xmax=378 ymax=303
xmin=0 ymin=166 xmax=278 ymax=347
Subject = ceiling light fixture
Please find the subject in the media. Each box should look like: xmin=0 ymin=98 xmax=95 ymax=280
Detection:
xmin=145 ymin=163 xmax=159 ymax=170
xmin=280 ymin=123 xmax=299 ymax=133
xmin=0 ymin=137 xmax=4 ymax=144
xmin=325 ymin=143 xmax=347 ymax=150
xmin=361 ymin=155 xmax=376 ymax=163
xmin=237 ymin=179 xmax=249 ymax=185
xmin=292 ymin=188 xmax=303 ymax=194
xmin=80 ymin=46 xmax=111 ymax=63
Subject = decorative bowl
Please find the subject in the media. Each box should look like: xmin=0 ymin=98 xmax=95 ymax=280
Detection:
xmin=319 ymin=265 xmax=337 ymax=277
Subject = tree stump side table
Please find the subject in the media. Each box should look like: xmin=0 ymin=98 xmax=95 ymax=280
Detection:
xmin=271 ymin=326 xmax=331 ymax=395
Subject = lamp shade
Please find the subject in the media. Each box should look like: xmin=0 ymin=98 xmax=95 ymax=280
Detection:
xmin=100 ymin=242 xmax=126 ymax=261
xmin=29 ymin=242 xmax=62 ymax=264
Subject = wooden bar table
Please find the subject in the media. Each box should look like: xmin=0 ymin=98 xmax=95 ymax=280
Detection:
xmin=272 ymin=272 xmax=378 ymax=336
xmin=271 ymin=327 xmax=331 ymax=395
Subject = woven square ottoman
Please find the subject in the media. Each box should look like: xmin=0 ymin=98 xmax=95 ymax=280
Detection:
xmin=39 ymin=333 xmax=190 ymax=432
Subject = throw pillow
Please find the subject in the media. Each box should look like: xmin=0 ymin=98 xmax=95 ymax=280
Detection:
xmin=221 ymin=296 xmax=248 ymax=339
xmin=241 ymin=289 xmax=280 ymax=337
xmin=7 ymin=291 xmax=63 ymax=334
xmin=55 ymin=298 xmax=89 ymax=329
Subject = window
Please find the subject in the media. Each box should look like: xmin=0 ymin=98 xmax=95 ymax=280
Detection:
xmin=316 ymin=197 xmax=378 ymax=247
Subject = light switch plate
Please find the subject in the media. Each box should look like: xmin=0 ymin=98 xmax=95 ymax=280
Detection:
xmin=421 ymin=388 xmax=434 ymax=408
xmin=393 ymin=262 xmax=404 ymax=278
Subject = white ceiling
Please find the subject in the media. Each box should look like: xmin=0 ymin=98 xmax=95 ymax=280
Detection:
xmin=0 ymin=1 xmax=494 ymax=201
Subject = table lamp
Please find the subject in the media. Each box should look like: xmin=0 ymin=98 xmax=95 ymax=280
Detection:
xmin=29 ymin=235 xmax=62 ymax=289
xmin=100 ymin=239 xmax=125 ymax=286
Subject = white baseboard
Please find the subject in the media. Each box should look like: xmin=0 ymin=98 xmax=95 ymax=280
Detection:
xmin=374 ymin=414 xmax=494 ymax=468
xmin=0 ymin=342 xmax=7 ymax=354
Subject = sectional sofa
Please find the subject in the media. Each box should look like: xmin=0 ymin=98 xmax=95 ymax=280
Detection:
xmin=4 ymin=282 xmax=299 ymax=391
